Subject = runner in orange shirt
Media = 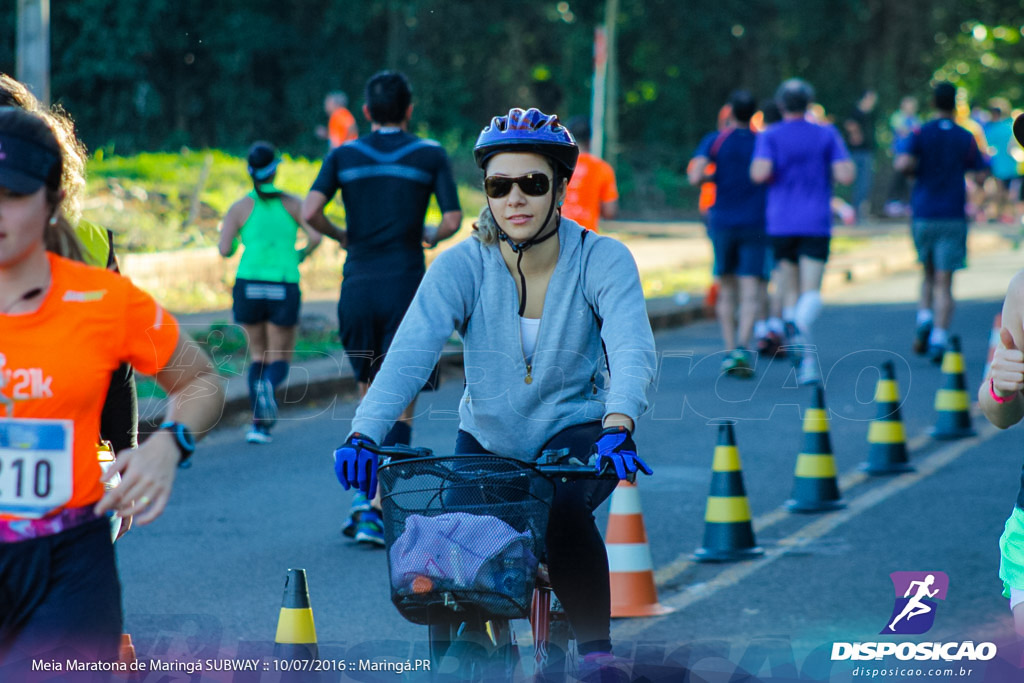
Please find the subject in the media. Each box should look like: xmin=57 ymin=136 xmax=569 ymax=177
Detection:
xmin=0 ymin=107 xmax=224 ymax=670
xmin=561 ymin=117 xmax=618 ymax=232
xmin=316 ymin=91 xmax=358 ymax=150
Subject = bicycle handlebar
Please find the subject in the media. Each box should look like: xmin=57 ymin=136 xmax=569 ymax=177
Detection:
xmin=369 ymin=443 xmax=640 ymax=483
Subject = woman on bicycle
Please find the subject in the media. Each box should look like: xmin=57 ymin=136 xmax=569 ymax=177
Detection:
xmin=334 ymin=108 xmax=657 ymax=660
xmin=218 ymin=142 xmax=321 ymax=444
xmin=0 ymin=106 xmax=224 ymax=669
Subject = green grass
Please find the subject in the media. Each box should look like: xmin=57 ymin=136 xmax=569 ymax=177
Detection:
xmin=134 ymin=321 xmax=345 ymax=401
xmin=641 ymin=266 xmax=713 ymax=299
xmin=84 ymin=149 xmax=485 ymax=254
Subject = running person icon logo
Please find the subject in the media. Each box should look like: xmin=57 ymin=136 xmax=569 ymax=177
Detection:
xmin=881 ymin=571 xmax=949 ymax=635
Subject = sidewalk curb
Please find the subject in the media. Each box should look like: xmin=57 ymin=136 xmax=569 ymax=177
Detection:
xmin=139 ymin=296 xmax=710 ymax=429
xmin=139 ymin=228 xmax=1013 ymax=428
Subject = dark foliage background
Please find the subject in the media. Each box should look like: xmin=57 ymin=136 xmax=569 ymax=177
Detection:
xmin=3 ymin=0 xmax=1024 ymax=213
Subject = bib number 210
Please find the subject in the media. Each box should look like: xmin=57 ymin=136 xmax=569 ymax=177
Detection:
xmin=0 ymin=419 xmax=73 ymax=518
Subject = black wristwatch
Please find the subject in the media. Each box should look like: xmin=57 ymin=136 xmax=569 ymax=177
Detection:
xmin=159 ymin=421 xmax=196 ymax=463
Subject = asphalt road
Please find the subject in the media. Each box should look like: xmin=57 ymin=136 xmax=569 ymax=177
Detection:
xmin=114 ymin=247 xmax=1024 ymax=682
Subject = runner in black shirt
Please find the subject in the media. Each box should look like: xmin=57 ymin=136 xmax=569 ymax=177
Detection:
xmin=302 ymin=71 xmax=462 ymax=545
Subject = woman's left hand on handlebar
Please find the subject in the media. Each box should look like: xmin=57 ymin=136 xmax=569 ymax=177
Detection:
xmin=333 ymin=432 xmax=379 ymax=497
xmin=592 ymin=426 xmax=653 ymax=479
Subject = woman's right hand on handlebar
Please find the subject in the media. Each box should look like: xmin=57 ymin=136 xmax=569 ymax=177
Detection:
xmin=592 ymin=426 xmax=653 ymax=480
xmin=333 ymin=432 xmax=379 ymax=497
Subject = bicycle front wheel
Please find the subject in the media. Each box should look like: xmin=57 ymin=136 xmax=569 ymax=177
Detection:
xmin=433 ymin=618 xmax=518 ymax=682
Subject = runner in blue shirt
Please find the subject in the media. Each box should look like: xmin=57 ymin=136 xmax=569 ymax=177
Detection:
xmin=895 ymin=82 xmax=988 ymax=363
xmin=688 ymin=90 xmax=767 ymax=377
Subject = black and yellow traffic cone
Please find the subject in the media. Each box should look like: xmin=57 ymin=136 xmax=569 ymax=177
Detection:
xmin=694 ymin=421 xmax=763 ymax=562
xmin=273 ymin=568 xmax=318 ymax=661
xmin=786 ymin=385 xmax=844 ymax=513
xmin=861 ymin=360 xmax=913 ymax=475
xmin=930 ymin=335 xmax=976 ymax=440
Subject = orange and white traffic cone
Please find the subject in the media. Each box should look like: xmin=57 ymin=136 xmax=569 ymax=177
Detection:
xmin=983 ymin=313 xmax=1002 ymax=382
xmin=605 ymin=481 xmax=674 ymax=617
xmin=118 ymin=634 xmax=136 ymax=665
xmin=113 ymin=633 xmax=138 ymax=681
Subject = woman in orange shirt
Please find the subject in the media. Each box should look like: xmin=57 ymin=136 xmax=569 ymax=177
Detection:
xmin=0 ymin=107 xmax=224 ymax=670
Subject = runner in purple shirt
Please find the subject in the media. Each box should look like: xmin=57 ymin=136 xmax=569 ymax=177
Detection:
xmin=751 ymin=79 xmax=855 ymax=384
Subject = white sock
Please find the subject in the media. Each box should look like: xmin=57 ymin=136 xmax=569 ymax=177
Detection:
xmin=795 ymin=291 xmax=823 ymax=333
xmin=917 ymin=309 xmax=934 ymax=326
xmin=929 ymin=327 xmax=948 ymax=346
xmin=768 ymin=317 xmax=785 ymax=334
xmin=754 ymin=320 xmax=768 ymax=339
xmin=782 ymin=306 xmax=796 ymax=322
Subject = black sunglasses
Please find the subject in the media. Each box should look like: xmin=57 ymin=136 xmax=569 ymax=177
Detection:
xmin=483 ymin=173 xmax=552 ymax=198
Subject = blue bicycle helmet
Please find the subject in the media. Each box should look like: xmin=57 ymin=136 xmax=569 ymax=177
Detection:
xmin=474 ymin=108 xmax=579 ymax=179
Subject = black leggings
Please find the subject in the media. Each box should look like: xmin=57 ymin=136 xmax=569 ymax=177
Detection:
xmin=0 ymin=518 xmax=122 ymax=673
xmin=455 ymin=422 xmax=617 ymax=655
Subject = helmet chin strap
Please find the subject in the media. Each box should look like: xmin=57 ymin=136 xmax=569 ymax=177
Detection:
xmin=493 ymin=193 xmax=560 ymax=317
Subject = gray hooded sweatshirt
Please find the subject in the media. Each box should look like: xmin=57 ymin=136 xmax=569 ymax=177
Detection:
xmin=350 ymin=218 xmax=657 ymax=461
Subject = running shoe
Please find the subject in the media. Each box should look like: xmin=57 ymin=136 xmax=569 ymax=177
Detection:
xmin=355 ymin=509 xmax=386 ymax=547
xmin=756 ymin=332 xmax=786 ymax=358
xmin=246 ymin=425 xmax=273 ymax=444
xmin=928 ymin=343 xmax=946 ymax=366
xmin=797 ymin=356 xmax=821 ymax=385
xmin=341 ymin=493 xmax=373 ymax=538
xmin=253 ymin=379 xmax=278 ymax=429
xmin=578 ymin=652 xmax=630 ymax=683
xmin=912 ymin=321 xmax=932 ymax=355
xmin=720 ymin=349 xmax=754 ymax=378
xmin=784 ymin=322 xmax=805 ymax=365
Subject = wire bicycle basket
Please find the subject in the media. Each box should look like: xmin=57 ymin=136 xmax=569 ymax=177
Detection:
xmin=378 ymin=455 xmax=556 ymax=625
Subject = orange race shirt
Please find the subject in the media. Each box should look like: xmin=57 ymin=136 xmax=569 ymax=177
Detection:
xmin=328 ymin=107 xmax=358 ymax=148
xmin=0 ymin=253 xmax=179 ymax=518
xmin=561 ymin=152 xmax=619 ymax=232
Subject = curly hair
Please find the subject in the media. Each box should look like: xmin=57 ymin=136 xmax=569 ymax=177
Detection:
xmin=0 ymin=73 xmax=88 ymax=224
xmin=471 ymin=206 xmax=500 ymax=247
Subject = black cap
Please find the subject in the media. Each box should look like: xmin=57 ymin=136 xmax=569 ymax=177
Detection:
xmin=1014 ymin=114 xmax=1024 ymax=149
xmin=0 ymin=132 xmax=60 ymax=194
xmin=247 ymin=141 xmax=279 ymax=181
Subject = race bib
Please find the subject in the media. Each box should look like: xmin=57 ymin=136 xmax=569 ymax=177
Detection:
xmin=0 ymin=418 xmax=74 ymax=518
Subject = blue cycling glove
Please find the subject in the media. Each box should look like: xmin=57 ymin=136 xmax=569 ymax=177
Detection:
xmin=333 ymin=433 xmax=379 ymax=497
xmin=592 ymin=426 xmax=653 ymax=480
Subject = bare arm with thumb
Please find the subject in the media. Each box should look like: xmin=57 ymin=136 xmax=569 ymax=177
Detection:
xmin=980 ymin=271 xmax=1024 ymax=428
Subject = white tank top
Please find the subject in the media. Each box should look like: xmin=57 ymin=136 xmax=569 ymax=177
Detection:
xmin=520 ymin=316 xmax=541 ymax=364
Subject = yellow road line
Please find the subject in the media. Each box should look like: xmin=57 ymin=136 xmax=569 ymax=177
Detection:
xmin=621 ymin=425 xmax=992 ymax=640
xmin=651 ymin=432 xmax=930 ymax=586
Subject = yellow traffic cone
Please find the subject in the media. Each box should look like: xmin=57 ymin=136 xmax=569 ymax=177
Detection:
xmin=605 ymin=482 xmax=674 ymax=617
xmin=930 ymin=335 xmax=976 ymax=440
xmin=273 ymin=568 xmax=318 ymax=660
xmin=786 ymin=385 xmax=844 ymax=512
xmin=694 ymin=421 xmax=763 ymax=562
xmin=861 ymin=360 xmax=913 ymax=474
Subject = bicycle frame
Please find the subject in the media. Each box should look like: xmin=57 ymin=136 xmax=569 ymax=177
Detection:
xmin=372 ymin=444 xmax=621 ymax=679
